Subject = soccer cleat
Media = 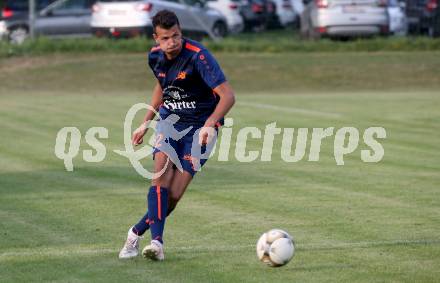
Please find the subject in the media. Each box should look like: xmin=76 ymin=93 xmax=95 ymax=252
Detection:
xmin=118 ymin=228 xmax=141 ymax=259
xmin=142 ymin=240 xmax=165 ymax=261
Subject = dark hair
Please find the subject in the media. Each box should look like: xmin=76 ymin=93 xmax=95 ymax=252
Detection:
xmin=152 ymin=10 xmax=180 ymax=33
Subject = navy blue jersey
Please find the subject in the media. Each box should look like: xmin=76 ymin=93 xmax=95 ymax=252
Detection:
xmin=148 ymin=38 xmax=226 ymax=127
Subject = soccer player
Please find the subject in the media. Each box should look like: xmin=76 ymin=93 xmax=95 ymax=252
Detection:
xmin=118 ymin=10 xmax=235 ymax=261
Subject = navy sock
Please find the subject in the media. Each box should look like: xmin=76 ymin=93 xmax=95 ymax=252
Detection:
xmin=132 ymin=211 xmax=150 ymax=236
xmin=148 ymin=185 xmax=168 ymax=244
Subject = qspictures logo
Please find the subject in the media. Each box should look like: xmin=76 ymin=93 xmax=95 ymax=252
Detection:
xmin=54 ymin=103 xmax=386 ymax=179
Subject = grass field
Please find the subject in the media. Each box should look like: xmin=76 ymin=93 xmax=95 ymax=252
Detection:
xmin=0 ymin=52 xmax=440 ymax=282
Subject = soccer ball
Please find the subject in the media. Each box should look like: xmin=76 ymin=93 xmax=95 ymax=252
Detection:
xmin=256 ymin=229 xmax=295 ymax=267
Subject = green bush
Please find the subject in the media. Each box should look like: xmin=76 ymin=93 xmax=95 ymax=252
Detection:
xmin=0 ymin=37 xmax=155 ymax=57
xmin=1 ymin=30 xmax=440 ymax=58
xmin=208 ymin=31 xmax=440 ymax=52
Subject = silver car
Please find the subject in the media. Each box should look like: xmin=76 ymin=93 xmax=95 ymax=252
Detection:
xmin=0 ymin=0 xmax=95 ymax=44
xmin=300 ymin=0 xmax=389 ymax=39
xmin=91 ymin=0 xmax=229 ymax=38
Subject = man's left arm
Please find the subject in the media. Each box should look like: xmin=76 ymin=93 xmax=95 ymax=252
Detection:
xmin=199 ymin=81 xmax=235 ymax=145
xmin=194 ymin=50 xmax=235 ymax=144
xmin=205 ymin=81 xmax=235 ymax=128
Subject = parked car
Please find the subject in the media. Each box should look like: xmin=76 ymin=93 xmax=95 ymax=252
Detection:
xmin=239 ymin=0 xmax=272 ymax=31
xmin=91 ymin=0 xmax=229 ymax=38
xmin=431 ymin=4 xmax=440 ymax=36
xmin=388 ymin=0 xmax=407 ymax=35
xmin=206 ymin=0 xmax=244 ymax=33
xmin=290 ymin=0 xmax=304 ymax=16
xmin=406 ymin=0 xmax=440 ymax=36
xmin=264 ymin=0 xmax=280 ymax=28
xmin=300 ymin=0 xmax=389 ymax=39
xmin=271 ymin=0 xmax=296 ymax=27
xmin=0 ymin=0 xmax=96 ymax=44
xmin=289 ymin=0 xmax=304 ymax=27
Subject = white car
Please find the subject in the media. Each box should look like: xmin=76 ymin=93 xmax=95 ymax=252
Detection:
xmin=300 ymin=0 xmax=389 ymax=39
xmin=290 ymin=0 xmax=304 ymax=25
xmin=91 ymin=0 xmax=229 ymax=38
xmin=272 ymin=0 xmax=296 ymax=27
xmin=206 ymin=0 xmax=244 ymax=33
xmin=290 ymin=0 xmax=304 ymax=16
xmin=387 ymin=0 xmax=407 ymax=35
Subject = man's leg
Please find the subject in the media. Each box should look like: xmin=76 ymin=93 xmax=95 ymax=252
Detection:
xmin=142 ymin=152 xmax=175 ymax=261
xmin=165 ymin=129 xmax=216 ymax=215
xmin=148 ymin=152 xmax=174 ymax=241
xmin=167 ymin=169 xmax=193 ymax=216
xmin=119 ymin=152 xmax=174 ymax=259
xmin=131 ymin=152 xmax=174 ymax=236
xmin=141 ymin=151 xmax=212 ymax=260
xmin=138 ymin=165 xmax=191 ymax=220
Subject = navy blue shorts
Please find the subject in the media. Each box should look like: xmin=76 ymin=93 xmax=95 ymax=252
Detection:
xmin=152 ymin=121 xmax=217 ymax=177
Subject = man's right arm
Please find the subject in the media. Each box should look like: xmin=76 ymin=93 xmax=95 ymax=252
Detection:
xmin=132 ymin=81 xmax=163 ymax=145
xmin=142 ymin=81 xmax=163 ymax=123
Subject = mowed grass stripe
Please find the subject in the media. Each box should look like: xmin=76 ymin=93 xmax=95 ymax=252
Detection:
xmin=2 ymin=239 xmax=440 ymax=261
xmin=2 ymin=53 xmax=440 ymax=94
xmin=189 ymin=186 xmax=439 ymax=243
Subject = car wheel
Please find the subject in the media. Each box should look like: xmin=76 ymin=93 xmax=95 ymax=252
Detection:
xmin=9 ymin=26 xmax=29 ymax=45
xmin=212 ymin=21 xmax=228 ymax=38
